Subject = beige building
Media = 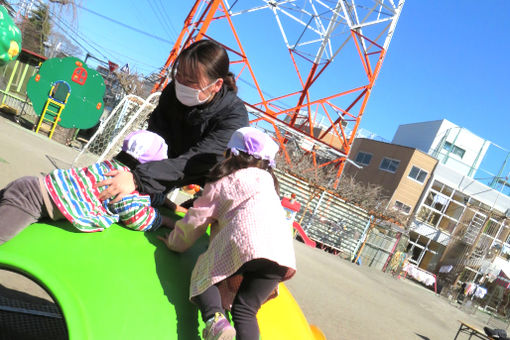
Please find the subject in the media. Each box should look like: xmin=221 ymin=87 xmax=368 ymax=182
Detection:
xmin=343 ymin=123 xmax=510 ymax=295
xmin=344 ymin=138 xmax=438 ymax=216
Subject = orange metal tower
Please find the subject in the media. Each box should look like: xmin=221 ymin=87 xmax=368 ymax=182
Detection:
xmin=153 ymin=0 xmax=405 ymax=181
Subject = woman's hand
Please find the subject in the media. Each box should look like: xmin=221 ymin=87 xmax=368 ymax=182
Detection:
xmin=95 ymin=170 xmax=136 ymax=203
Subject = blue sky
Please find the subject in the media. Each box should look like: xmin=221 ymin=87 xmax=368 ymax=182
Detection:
xmin=19 ymin=1 xmax=510 ymax=174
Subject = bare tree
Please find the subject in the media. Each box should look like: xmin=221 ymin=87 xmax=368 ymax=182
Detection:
xmin=48 ymin=0 xmax=79 ymax=23
xmin=275 ymin=143 xmax=408 ymax=225
xmin=275 ymin=142 xmax=336 ymax=223
xmin=1 ymin=1 xmax=16 ymax=16
xmin=114 ymin=71 xmax=149 ymax=97
xmin=46 ymin=31 xmax=83 ymax=58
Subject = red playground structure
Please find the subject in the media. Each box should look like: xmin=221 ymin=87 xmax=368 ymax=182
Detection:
xmin=281 ymin=194 xmax=316 ymax=248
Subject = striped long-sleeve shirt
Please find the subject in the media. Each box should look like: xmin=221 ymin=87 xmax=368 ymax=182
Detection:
xmin=45 ymin=159 xmax=161 ymax=232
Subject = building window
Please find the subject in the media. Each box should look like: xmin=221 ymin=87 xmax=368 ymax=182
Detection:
xmin=408 ymin=166 xmax=428 ymax=183
xmin=355 ymin=151 xmax=372 ymax=165
xmin=394 ymin=201 xmax=412 ymax=214
xmin=443 ymin=141 xmax=465 ymax=159
xmin=416 ymin=179 xmax=473 ymax=234
xmin=424 ymin=191 xmax=449 ymax=212
xmin=431 ymin=180 xmax=454 ymax=197
xmin=379 ymin=157 xmax=400 ymax=173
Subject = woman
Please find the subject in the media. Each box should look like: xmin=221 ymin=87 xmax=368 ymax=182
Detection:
xmin=97 ymin=40 xmax=249 ymax=202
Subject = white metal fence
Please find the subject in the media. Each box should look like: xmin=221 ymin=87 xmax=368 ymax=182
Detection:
xmin=275 ymin=169 xmax=372 ymax=258
xmin=72 ymin=92 xmax=161 ymax=167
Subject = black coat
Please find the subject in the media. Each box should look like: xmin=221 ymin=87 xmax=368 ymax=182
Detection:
xmin=133 ymin=81 xmax=249 ymax=194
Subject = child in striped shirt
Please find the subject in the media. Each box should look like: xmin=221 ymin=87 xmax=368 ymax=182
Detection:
xmin=0 ymin=130 xmax=174 ymax=244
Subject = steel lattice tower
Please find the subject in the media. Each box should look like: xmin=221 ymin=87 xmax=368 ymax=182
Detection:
xmin=153 ymin=0 xmax=405 ymax=181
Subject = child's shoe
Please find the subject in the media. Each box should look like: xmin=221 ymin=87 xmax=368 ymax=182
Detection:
xmin=202 ymin=312 xmax=236 ymax=340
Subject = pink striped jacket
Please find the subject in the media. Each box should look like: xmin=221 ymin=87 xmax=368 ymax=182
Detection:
xmin=167 ymin=167 xmax=296 ymax=308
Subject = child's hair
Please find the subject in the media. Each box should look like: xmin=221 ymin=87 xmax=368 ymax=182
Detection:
xmin=207 ymin=150 xmax=280 ymax=194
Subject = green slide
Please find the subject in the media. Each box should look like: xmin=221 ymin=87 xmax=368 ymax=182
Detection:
xmin=0 ymin=219 xmax=324 ymax=339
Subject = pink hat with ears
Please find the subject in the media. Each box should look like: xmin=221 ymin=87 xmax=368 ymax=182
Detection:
xmin=122 ymin=130 xmax=168 ymax=164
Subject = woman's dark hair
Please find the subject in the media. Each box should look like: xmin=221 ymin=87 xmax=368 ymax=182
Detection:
xmin=207 ymin=150 xmax=279 ymax=194
xmin=172 ymin=40 xmax=238 ymax=93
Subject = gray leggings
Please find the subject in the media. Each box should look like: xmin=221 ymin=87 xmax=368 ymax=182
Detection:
xmin=0 ymin=176 xmax=60 ymax=244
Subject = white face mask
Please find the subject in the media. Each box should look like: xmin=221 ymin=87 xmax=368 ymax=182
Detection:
xmin=174 ymin=79 xmax=217 ymax=107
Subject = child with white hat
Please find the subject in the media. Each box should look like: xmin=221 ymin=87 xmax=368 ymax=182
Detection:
xmin=159 ymin=127 xmax=297 ymax=340
xmin=0 ymin=130 xmax=173 ymax=244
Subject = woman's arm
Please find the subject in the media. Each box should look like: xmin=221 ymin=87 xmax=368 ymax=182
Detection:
xmin=134 ymin=100 xmax=248 ymax=194
xmin=94 ymin=85 xmax=171 ymax=200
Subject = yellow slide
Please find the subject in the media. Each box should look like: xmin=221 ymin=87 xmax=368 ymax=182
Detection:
xmin=259 ymin=283 xmax=326 ymax=339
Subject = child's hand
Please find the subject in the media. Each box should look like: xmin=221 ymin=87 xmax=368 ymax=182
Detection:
xmin=157 ymin=233 xmax=171 ymax=249
xmin=160 ymin=215 xmax=176 ymax=230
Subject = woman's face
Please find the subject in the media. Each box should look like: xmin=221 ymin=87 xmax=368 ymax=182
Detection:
xmin=176 ymin=63 xmax=223 ymax=102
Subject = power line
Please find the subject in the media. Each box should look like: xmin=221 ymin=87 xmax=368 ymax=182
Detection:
xmin=47 ymin=8 xmax=110 ymax=60
xmin=126 ymin=0 xmax=165 ymax=39
xmin=25 ymin=0 xmax=112 ymax=62
xmin=96 ymin=44 xmax=164 ymax=74
xmin=20 ymin=0 xmax=169 ymax=75
xmin=153 ymin=0 xmax=179 ymax=38
xmin=146 ymin=0 xmax=175 ymax=41
xmin=74 ymin=3 xmax=173 ymax=45
xmin=47 ymin=6 xmax=161 ymax=74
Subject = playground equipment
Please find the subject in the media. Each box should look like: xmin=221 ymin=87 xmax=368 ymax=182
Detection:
xmin=0 ymin=5 xmax=21 ymax=66
xmin=293 ymin=221 xmax=317 ymax=248
xmin=153 ymin=0 xmax=405 ymax=183
xmin=34 ymin=80 xmax=71 ymax=139
xmin=281 ymin=194 xmax=302 ymax=224
xmin=281 ymin=193 xmax=316 ymax=247
xmin=27 ymin=57 xmax=105 ymax=138
xmin=0 ymin=218 xmax=325 ymax=339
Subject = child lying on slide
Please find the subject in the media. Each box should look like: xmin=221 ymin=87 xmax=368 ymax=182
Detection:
xmin=0 ymin=130 xmax=175 ymax=244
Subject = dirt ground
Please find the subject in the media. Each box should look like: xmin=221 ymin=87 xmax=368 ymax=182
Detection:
xmin=286 ymin=241 xmax=496 ymax=339
xmin=0 ymin=117 xmax=500 ymax=339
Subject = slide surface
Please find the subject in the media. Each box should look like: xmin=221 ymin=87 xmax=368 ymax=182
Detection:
xmin=293 ymin=221 xmax=317 ymax=248
xmin=0 ymin=220 xmax=324 ymax=339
